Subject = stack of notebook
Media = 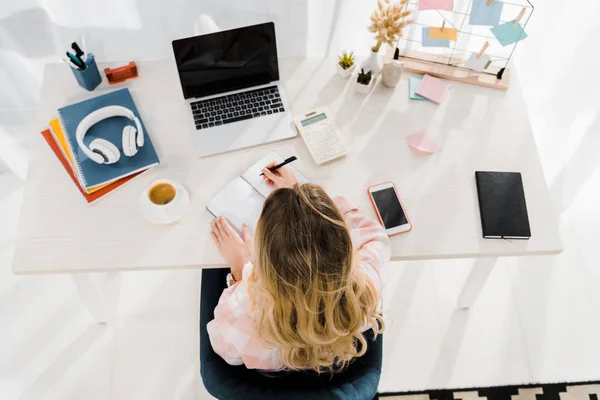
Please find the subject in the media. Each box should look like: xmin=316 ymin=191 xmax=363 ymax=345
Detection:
xmin=41 ymin=88 xmax=159 ymax=204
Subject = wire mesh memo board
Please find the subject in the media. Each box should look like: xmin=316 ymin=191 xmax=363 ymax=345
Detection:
xmin=395 ymin=0 xmax=533 ymax=90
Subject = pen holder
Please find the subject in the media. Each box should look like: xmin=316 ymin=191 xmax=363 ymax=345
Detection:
xmin=70 ymin=53 xmax=102 ymax=91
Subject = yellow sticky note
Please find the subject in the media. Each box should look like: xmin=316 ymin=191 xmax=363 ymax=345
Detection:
xmin=429 ymin=27 xmax=458 ymax=41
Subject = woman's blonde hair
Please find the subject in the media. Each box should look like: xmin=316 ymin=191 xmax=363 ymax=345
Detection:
xmin=247 ymin=183 xmax=384 ymax=373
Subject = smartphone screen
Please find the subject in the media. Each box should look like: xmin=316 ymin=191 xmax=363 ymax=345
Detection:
xmin=371 ymin=187 xmax=407 ymax=229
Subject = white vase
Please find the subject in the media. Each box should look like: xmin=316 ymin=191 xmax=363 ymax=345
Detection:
xmin=336 ymin=63 xmax=355 ymax=78
xmin=360 ymin=49 xmax=384 ymax=77
xmin=381 ymin=60 xmax=404 ymax=88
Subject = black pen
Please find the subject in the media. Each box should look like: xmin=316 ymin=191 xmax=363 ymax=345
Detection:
xmin=71 ymin=42 xmax=84 ymax=57
xmin=71 ymin=42 xmax=86 ymax=67
xmin=259 ymin=156 xmax=297 ymax=176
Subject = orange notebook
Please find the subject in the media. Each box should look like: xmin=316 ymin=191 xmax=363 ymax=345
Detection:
xmin=40 ymin=129 xmax=145 ymax=204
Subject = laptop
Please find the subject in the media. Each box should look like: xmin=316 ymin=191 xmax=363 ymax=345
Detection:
xmin=172 ymin=22 xmax=296 ymax=157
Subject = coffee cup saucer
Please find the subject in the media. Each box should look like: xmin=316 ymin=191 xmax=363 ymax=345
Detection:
xmin=140 ymin=184 xmax=190 ymax=225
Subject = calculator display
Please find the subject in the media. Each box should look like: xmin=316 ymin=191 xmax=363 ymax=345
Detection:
xmin=301 ymin=113 xmax=327 ymax=127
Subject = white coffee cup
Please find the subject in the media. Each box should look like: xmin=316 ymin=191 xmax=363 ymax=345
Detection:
xmin=139 ymin=179 xmax=190 ymax=224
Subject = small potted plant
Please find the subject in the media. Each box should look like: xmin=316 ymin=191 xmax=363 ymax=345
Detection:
xmin=336 ymin=51 xmax=355 ymax=78
xmin=354 ymin=69 xmax=375 ymax=93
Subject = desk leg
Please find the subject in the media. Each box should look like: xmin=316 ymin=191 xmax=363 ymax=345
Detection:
xmin=71 ymin=273 xmax=108 ymax=323
xmin=457 ymin=257 xmax=498 ymax=309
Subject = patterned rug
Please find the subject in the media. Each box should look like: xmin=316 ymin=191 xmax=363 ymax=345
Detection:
xmin=379 ymin=381 xmax=600 ymax=400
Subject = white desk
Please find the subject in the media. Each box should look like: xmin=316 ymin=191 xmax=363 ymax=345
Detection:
xmin=11 ymin=59 xmax=562 ymax=318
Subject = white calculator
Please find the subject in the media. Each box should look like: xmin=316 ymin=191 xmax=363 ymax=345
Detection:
xmin=293 ymin=108 xmax=348 ymax=165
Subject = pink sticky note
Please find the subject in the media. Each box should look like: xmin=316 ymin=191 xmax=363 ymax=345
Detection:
xmin=405 ymin=130 xmax=440 ymax=154
xmin=419 ymin=0 xmax=454 ymax=11
xmin=415 ymin=74 xmax=449 ymax=104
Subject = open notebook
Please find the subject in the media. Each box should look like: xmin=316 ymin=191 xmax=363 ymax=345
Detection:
xmin=207 ymin=151 xmax=308 ymax=233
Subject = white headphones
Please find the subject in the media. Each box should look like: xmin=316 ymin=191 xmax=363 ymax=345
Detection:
xmin=75 ymin=105 xmax=145 ymax=164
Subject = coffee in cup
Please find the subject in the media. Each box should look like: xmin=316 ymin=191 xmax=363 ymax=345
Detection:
xmin=148 ymin=182 xmax=177 ymax=205
xmin=141 ymin=179 xmax=190 ymax=224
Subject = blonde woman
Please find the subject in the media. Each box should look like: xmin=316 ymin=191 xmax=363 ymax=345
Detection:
xmin=207 ymin=164 xmax=391 ymax=372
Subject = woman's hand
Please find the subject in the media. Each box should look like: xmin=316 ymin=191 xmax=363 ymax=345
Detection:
xmin=261 ymin=162 xmax=298 ymax=189
xmin=211 ymin=217 xmax=253 ymax=282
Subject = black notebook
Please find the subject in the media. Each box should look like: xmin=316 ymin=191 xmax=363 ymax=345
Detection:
xmin=475 ymin=171 xmax=531 ymax=240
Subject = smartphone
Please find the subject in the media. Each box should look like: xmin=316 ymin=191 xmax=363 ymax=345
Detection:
xmin=367 ymin=182 xmax=412 ymax=236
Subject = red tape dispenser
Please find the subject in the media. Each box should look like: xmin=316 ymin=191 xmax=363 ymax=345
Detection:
xmin=104 ymin=62 xmax=138 ymax=85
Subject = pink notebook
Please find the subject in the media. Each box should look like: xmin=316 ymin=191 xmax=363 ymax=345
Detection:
xmin=415 ymin=74 xmax=449 ymax=104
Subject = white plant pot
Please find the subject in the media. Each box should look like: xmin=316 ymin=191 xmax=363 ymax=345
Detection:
xmin=353 ymin=77 xmax=375 ymax=94
xmin=336 ymin=63 xmax=355 ymax=78
xmin=360 ymin=49 xmax=384 ymax=77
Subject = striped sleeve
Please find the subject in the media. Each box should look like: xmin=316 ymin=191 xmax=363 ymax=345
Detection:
xmin=206 ymin=262 xmax=283 ymax=370
xmin=333 ymin=196 xmax=391 ymax=294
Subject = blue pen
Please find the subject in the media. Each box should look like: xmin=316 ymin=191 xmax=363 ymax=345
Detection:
xmin=85 ymin=53 xmax=95 ymax=66
xmin=66 ymin=51 xmax=85 ymax=70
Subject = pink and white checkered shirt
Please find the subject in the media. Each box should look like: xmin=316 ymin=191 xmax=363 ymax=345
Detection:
xmin=206 ymin=196 xmax=391 ymax=370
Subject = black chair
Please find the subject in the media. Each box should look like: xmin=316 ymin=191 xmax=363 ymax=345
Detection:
xmin=199 ymin=268 xmax=383 ymax=400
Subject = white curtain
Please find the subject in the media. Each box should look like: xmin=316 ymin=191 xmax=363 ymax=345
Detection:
xmin=0 ymin=0 xmax=377 ymax=112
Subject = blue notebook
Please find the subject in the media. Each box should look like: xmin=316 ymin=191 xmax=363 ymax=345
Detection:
xmin=58 ymin=88 xmax=159 ymax=189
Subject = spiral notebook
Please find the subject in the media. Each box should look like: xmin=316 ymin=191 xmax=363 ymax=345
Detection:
xmin=58 ymin=88 xmax=159 ymax=190
xmin=40 ymin=129 xmax=144 ymax=204
xmin=206 ymin=151 xmax=308 ymax=233
xmin=49 ymin=118 xmax=108 ymax=194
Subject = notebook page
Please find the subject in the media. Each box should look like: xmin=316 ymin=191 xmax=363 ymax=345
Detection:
xmin=241 ymin=150 xmax=308 ymax=198
xmin=206 ymin=177 xmax=264 ymax=234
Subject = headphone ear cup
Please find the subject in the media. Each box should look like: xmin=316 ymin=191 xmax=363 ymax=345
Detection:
xmin=122 ymin=125 xmax=138 ymax=157
xmin=136 ymin=126 xmax=144 ymax=148
xmin=89 ymin=139 xmax=120 ymax=164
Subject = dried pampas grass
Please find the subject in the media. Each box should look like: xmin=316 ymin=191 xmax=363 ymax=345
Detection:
xmin=368 ymin=0 xmax=414 ymax=52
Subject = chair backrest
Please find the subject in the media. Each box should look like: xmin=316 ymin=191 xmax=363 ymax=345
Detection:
xmin=199 ymin=268 xmax=383 ymax=400
xmin=201 ymin=334 xmax=382 ymax=400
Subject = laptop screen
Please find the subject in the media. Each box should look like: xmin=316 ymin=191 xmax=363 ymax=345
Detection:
xmin=172 ymin=22 xmax=279 ymax=100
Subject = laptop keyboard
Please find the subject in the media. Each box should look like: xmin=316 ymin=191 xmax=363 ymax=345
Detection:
xmin=191 ymin=86 xmax=285 ymax=130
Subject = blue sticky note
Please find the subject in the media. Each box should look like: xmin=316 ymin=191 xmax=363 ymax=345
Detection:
xmin=490 ymin=20 xmax=528 ymax=46
xmin=409 ymin=77 xmax=428 ymax=100
xmin=421 ymin=27 xmax=450 ymax=48
xmin=470 ymin=0 xmax=503 ymax=26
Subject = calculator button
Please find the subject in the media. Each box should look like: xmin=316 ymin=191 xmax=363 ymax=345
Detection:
xmin=297 ymin=116 xmax=348 ymax=165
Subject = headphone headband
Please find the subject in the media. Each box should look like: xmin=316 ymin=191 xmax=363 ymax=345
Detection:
xmin=75 ymin=105 xmax=143 ymax=163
